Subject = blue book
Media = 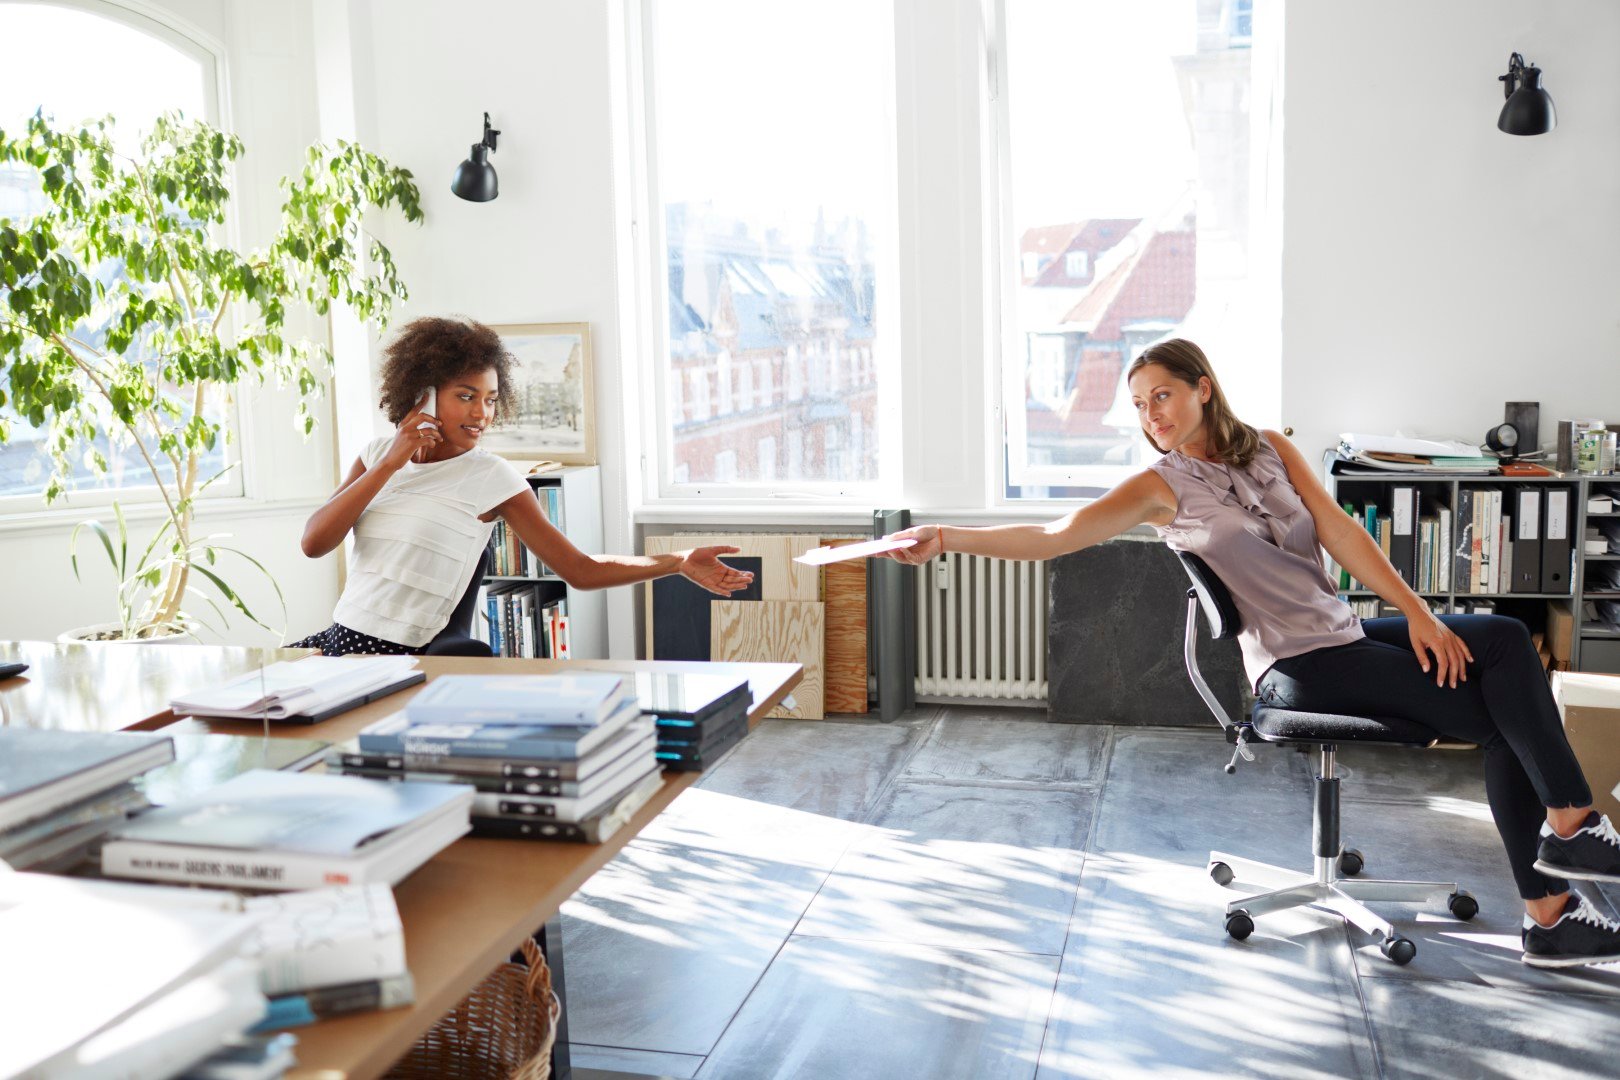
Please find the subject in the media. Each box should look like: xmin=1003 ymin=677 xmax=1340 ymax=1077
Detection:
xmin=360 ymin=701 xmax=647 ymax=761
xmin=405 ymin=673 xmax=630 ymax=727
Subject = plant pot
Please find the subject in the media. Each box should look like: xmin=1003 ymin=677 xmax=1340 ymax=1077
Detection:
xmin=57 ymin=622 xmax=194 ymax=645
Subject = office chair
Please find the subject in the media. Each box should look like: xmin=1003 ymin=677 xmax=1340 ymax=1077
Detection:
xmin=1175 ymin=551 xmax=1477 ymax=965
xmin=424 ymin=543 xmax=496 ymax=657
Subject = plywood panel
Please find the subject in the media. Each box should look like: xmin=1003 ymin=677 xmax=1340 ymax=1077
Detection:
xmin=711 ymin=600 xmax=824 ymax=720
xmin=820 ymin=538 xmax=869 ymax=715
xmin=643 ymin=534 xmax=817 ymax=600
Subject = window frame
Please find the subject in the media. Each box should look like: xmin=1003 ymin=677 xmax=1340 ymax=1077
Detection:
xmin=0 ymin=0 xmax=246 ymax=520
xmin=630 ymin=0 xmax=903 ymax=504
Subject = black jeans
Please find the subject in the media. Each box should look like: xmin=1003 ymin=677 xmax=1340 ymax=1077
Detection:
xmin=1257 ymin=614 xmax=1592 ymax=900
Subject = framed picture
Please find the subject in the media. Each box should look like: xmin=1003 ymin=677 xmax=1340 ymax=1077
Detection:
xmin=481 ymin=322 xmax=596 ymax=465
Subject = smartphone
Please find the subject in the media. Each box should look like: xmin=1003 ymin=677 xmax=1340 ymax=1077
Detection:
xmin=413 ymin=390 xmax=437 ymax=463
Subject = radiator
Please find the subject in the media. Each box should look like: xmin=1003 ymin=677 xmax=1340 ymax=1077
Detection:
xmin=915 ymin=552 xmax=1048 ymax=702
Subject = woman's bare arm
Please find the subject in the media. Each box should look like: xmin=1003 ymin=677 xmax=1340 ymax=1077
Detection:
xmin=495 ymin=490 xmax=753 ymax=595
xmin=883 ymin=469 xmax=1177 ymax=565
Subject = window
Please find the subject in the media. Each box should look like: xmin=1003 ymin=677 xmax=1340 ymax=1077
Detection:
xmin=999 ymin=0 xmax=1265 ymax=498
xmin=0 ymin=2 xmax=230 ymax=505
xmin=757 ymin=435 xmax=776 ymax=481
xmin=646 ymin=0 xmax=895 ymax=493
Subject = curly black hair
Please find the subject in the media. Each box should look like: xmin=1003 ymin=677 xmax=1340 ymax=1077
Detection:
xmin=376 ymin=317 xmax=516 ymax=426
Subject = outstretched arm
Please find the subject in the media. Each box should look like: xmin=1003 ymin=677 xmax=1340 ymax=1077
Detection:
xmin=495 ymin=489 xmax=754 ymax=596
xmin=878 ymin=469 xmax=1177 ymax=565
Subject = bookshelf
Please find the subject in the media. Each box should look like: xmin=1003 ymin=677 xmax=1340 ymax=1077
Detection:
xmin=479 ymin=465 xmax=606 ymax=659
xmin=1323 ymin=453 xmax=1618 ymax=674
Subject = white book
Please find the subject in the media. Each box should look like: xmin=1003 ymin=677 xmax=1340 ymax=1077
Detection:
xmin=101 ymin=769 xmax=471 ymax=891
xmin=407 ymin=673 xmax=632 ymax=726
xmin=170 ymin=656 xmax=420 ymax=719
xmin=0 ymin=877 xmax=260 ymax=1079
xmin=242 ymin=883 xmax=406 ymax=995
xmin=45 ymin=958 xmax=267 ymax=1080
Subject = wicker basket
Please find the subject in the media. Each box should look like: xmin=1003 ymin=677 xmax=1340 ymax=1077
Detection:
xmin=387 ymin=938 xmax=560 ymax=1080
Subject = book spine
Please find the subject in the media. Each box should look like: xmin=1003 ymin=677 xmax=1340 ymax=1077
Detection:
xmin=253 ymin=974 xmax=416 ymax=1031
xmin=343 ymin=767 xmax=582 ymax=797
xmin=102 ymin=841 xmax=356 ymax=890
xmin=470 ymin=816 xmax=589 ymax=842
xmin=358 ymin=732 xmax=591 ymax=761
xmin=333 ymin=751 xmax=579 ymax=781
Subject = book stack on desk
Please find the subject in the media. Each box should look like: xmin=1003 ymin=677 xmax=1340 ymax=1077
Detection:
xmin=631 ymin=672 xmax=752 ymax=771
xmin=0 ymin=728 xmax=173 ymax=872
xmin=170 ymin=655 xmax=424 ymax=724
xmin=100 ymin=769 xmax=473 ymax=889
xmin=335 ymin=673 xmax=662 ymax=844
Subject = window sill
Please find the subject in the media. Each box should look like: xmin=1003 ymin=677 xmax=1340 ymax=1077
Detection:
xmin=0 ymin=495 xmax=325 ymax=538
xmin=633 ymin=501 xmax=1116 ymax=529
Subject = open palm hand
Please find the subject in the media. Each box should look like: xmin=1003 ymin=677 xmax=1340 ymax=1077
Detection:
xmin=679 ymin=545 xmax=756 ymax=596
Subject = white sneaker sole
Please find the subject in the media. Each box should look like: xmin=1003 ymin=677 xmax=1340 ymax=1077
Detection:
xmin=1533 ymin=858 xmax=1620 ymax=884
xmin=1522 ymin=950 xmax=1620 ymax=969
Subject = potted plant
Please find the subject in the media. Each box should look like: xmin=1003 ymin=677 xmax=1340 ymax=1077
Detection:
xmin=0 ymin=111 xmax=422 ymax=641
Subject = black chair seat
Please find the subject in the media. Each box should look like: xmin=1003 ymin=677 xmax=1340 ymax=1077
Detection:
xmin=1250 ymin=705 xmax=1439 ymax=747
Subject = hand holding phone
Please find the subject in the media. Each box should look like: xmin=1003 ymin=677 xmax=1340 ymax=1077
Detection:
xmin=413 ymin=390 xmax=438 ymax=464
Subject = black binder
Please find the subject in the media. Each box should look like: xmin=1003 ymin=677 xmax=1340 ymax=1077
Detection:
xmin=1511 ymin=487 xmax=1543 ymax=593
xmin=1389 ymin=486 xmax=1417 ymax=587
xmin=1541 ymin=488 xmax=1573 ymax=595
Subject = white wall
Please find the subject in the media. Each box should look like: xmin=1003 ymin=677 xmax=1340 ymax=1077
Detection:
xmin=1280 ymin=2 xmax=1620 ymax=459
xmin=0 ymin=0 xmax=341 ymax=646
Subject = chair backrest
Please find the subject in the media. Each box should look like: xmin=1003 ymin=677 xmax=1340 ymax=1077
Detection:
xmin=1174 ymin=551 xmax=1242 ymax=641
xmin=433 ymin=543 xmax=493 ymax=644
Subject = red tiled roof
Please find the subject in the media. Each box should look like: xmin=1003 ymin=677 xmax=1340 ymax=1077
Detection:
xmin=1019 ymin=222 xmax=1086 ymax=256
xmin=1060 ymin=228 xmax=1195 ymax=337
xmin=1030 ymin=218 xmax=1141 ymax=288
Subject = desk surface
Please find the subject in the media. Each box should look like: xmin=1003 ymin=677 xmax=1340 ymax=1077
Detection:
xmin=0 ymin=640 xmax=315 ymax=733
xmin=163 ymin=655 xmax=802 ymax=1080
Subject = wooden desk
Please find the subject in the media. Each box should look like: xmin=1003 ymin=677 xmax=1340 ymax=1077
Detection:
xmin=0 ymin=640 xmax=315 ymax=733
xmin=164 ymin=656 xmax=802 ymax=1080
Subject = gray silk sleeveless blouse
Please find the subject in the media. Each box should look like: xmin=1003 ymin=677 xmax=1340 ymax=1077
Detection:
xmin=1149 ymin=433 xmax=1364 ymax=690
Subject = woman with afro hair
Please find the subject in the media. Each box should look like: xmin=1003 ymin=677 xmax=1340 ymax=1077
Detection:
xmin=293 ymin=316 xmax=751 ymax=656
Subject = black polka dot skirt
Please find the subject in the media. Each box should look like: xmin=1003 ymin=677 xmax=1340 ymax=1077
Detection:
xmin=288 ymin=623 xmax=422 ymax=657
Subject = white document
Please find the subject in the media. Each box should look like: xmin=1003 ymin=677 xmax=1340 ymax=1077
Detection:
xmin=794 ymin=537 xmax=917 ymax=565
xmin=171 ymin=655 xmax=419 ymax=719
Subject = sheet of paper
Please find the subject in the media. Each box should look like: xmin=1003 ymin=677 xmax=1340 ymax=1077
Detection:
xmin=793 ymin=538 xmax=916 ymax=566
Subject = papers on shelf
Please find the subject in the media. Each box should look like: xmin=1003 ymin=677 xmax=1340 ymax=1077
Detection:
xmin=170 ymin=656 xmax=420 ymax=720
xmin=794 ymin=537 xmax=917 ymax=565
xmin=1339 ymin=432 xmax=1481 ymax=458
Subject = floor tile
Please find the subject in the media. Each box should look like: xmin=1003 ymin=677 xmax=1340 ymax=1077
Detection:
xmin=568 ymin=1044 xmax=704 ymax=1078
xmin=1362 ymin=977 xmax=1620 ymax=1079
xmin=560 ymin=794 xmax=869 ymax=1055
xmin=796 ymin=780 xmax=1094 ymax=954
xmin=696 ymin=937 xmax=1058 ymax=1080
xmin=1089 ymin=728 xmax=1314 ymax=867
xmin=1332 ymin=743 xmax=1489 ymax=804
xmin=902 ymin=712 xmax=1110 ymax=787
xmin=1332 ymin=793 xmax=1620 ymax=996
xmin=697 ymin=716 xmax=930 ymax=822
xmin=1037 ymin=854 xmax=1378 ymax=1080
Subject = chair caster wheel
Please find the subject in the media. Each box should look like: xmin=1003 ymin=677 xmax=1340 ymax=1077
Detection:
xmin=1225 ymin=910 xmax=1254 ymax=941
xmin=1209 ymin=860 xmax=1234 ymax=886
xmin=1338 ymin=848 xmax=1364 ymax=877
xmin=1381 ymin=936 xmax=1416 ymax=965
xmin=1448 ymin=890 xmax=1479 ymax=921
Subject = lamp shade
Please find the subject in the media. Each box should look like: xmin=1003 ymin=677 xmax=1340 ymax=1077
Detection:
xmin=451 ymin=144 xmax=498 ymax=201
xmin=1498 ymin=65 xmax=1555 ymax=136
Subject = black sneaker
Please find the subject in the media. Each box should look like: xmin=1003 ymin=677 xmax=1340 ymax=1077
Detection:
xmin=1533 ymin=812 xmax=1620 ymax=883
xmin=1522 ymin=896 xmax=1620 ymax=968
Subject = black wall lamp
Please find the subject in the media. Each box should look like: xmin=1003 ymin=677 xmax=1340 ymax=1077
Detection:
xmin=451 ymin=112 xmax=501 ymax=201
xmin=1497 ymin=52 xmax=1555 ymax=136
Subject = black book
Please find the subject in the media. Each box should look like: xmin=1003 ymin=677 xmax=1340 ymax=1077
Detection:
xmin=653 ymin=697 xmax=749 ymax=739
xmin=630 ymin=672 xmax=751 ymax=723
xmin=657 ymin=710 xmax=750 ymax=771
xmin=1389 ymin=485 xmax=1417 ymax=587
xmin=1511 ymin=487 xmax=1544 ymax=593
xmin=1542 ymin=487 xmax=1573 ymax=595
xmin=0 ymin=729 xmax=174 ymax=833
xmin=470 ymin=769 xmax=663 ymax=843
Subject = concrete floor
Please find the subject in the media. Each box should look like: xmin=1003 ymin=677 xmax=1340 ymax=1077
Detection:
xmin=558 ymin=706 xmax=1620 ymax=1079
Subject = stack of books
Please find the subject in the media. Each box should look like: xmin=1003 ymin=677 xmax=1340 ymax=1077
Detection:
xmin=170 ymin=656 xmax=423 ymax=724
xmin=101 ymin=769 xmax=472 ymax=890
xmin=334 ymin=674 xmax=660 ymax=844
xmin=244 ymin=884 xmax=414 ymax=1031
xmin=1334 ymin=433 xmax=1498 ymax=474
xmin=0 ymin=728 xmax=173 ymax=872
xmin=1 ymin=872 xmax=269 ymax=1079
xmin=631 ymin=672 xmax=752 ymax=771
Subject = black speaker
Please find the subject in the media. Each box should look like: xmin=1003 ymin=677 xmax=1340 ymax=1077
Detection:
xmin=1505 ymin=402 xmax=1539 ymax=454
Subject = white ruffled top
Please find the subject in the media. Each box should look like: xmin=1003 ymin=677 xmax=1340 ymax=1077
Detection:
xmin=331 ymin=437 xmax=530 ymax=647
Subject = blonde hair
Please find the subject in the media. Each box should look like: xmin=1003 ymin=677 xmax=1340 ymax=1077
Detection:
xmin=1127 ymin=338 xmax=1261 ymax=468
